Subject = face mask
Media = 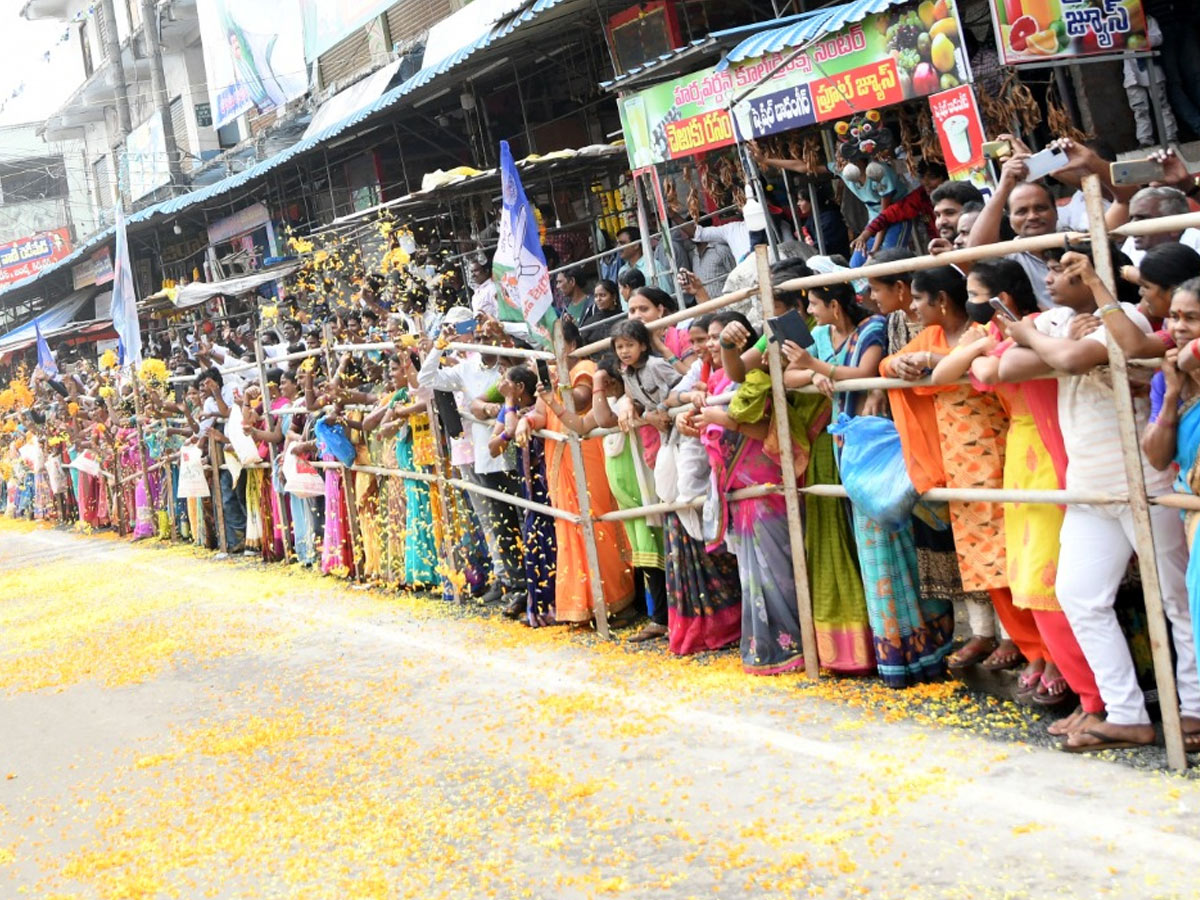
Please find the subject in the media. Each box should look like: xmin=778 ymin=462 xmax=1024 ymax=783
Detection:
xmin=965 ymin=299 xmax=995 ymax=325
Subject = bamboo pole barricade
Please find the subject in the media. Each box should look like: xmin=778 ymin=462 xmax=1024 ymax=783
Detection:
xmin=71 ymin=201 xmax=1200 ymax=770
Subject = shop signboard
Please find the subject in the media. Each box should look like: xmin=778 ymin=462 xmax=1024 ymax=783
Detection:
xmin=195 ymin=0 xmax=307 ymax=129
xmin=208 ymin=202 xmax=272 ymax=246
xmin=0 ymin=229 xmax=72 ymax=287
xmin=299 ymin=0 xmax=395 ymax=62
xmin=989 ymin=0 xmax=1147 ymax=66
xmin=71 ymin=247 xmax=114 ymax=290
xmin=620 ymin=0 xmax=973 ymax=167
xmin=929 ymin=85 xmax=994 ymax=195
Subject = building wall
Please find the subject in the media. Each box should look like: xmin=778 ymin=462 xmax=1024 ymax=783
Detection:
xmin=0 ymin=122 xmax=96 ymax=246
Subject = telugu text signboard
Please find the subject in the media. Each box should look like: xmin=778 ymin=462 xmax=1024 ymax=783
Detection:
xmin=0 ymin=229 xmax=72 ymax=287
xmin=989 ymin=0 xmax=1147 ymax=66
xmin=929 ymin=84 xmax=994 ymax=196
xmin=620 ymin=0 xmax=973 ymax=167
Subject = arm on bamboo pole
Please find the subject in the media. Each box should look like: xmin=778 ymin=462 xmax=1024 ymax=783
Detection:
xmin=755 ymin=245 xmax=819 ymax=679
xmin=1083 ymin=174 xmax=1187 ymax=772
xmin=553 ymin=320 xmax=610 ymax=637
xmin=255 ymin=332 xmax=293 ymax=563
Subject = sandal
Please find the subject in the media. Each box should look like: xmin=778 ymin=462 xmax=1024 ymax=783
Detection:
xmin=627 ymin=623 xmax=668 ymax=643
xmin=1032 ymin=674 xmax=1072 ymax=706
xmin=1062 ymin=726 xmax=1155 ymax=754
xmin=946 ymin=636 xmax=997 ymax=669
xmin=980 ymin=641 xmax=1025 ymax=672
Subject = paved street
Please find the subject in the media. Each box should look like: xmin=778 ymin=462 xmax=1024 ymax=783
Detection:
xmin=0 ymin=520 xmax=1198 ymax=899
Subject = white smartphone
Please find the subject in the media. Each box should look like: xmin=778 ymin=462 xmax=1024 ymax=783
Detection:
xmin=1024 ymin=146 xmax=1069 ymax=181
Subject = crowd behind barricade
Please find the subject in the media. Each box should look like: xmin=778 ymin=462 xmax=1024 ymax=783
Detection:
xmin=10 ymin=130 xmax=1200 ymax=757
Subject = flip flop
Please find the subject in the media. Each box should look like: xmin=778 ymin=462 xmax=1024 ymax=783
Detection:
xmin=1061 ymin=729 xmax=1155 ymax=754
xmin=1032 ymin=674 xmax=1072 ymax=707
xmin=946 ymin=638 xmax=997 ymax=669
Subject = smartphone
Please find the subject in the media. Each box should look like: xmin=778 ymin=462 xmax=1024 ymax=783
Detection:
xmin=1110 ymin=157 xmax=1166 ymax=187
xmin=454 ymin=318 xmax=478 ymax=335
xmin=988 ymin=297 xmax=1017 ymax=321
xmin=1024 ymin=146 xmax=1069 ymax=181
xmin=766 ymin=308 xmax=815 ymax=349
xmin=535 ymin=359 xmax=553 ymax=392
xmin=982 ymin=140 xmax=1012 ymax=160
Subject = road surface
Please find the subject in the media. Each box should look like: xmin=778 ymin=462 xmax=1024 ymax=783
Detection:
xmin=0 ymin=520 xmax=1197 ymax=899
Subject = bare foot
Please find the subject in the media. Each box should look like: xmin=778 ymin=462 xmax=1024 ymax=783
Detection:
xmin=1047 ymin=707 xmax=1093 ymax=737
xmin=946 ymin=635 xmax=997 ymax=668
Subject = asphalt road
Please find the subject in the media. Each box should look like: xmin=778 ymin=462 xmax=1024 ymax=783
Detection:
xmin=0 ymin=520 xmax=1198 ymax=900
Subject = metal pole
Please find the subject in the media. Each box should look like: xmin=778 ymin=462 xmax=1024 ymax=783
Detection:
xmin=553 ymin=320 xmax=610 ymax=637
xmin=1083 ymin=174 xmax=1186 ymax=771
xmin=755 ymin=245 xmax=818 ymax=678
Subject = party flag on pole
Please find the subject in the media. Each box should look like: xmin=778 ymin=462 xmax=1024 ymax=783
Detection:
xmin=35 ymin=321 xmax=58 ymax=376
xmin=493 ymin=140 xmax=557 ymax=349
xmin=110 ymin=203 xmax=142 ymax=366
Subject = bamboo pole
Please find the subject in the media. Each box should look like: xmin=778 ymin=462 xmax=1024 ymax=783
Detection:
xmin=1083 ymin=174 xmax=1187 ymax=771
xmin=163 ymin=455 xmax=178 ymax=541
xmin=128 ymin=372 xmax=156 ymax=539
xmin=425 ymin=392 xmax=466 ymax=604
xmin=445 ymin=475 xmax=583 ymax=524
xmin=255 ymin=331 xmax=293 ymax=563
xmin=112 ymin=448 xmax=127 ymax=536
xmin=755 ymin=245 xmax=819 ymax=679
xmin=207 ymin=429 xmax=227 ymax=554
xmin=553 ymin=321 xmax=610 ymax=637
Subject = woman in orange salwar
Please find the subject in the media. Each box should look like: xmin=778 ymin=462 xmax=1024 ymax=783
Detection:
xmin=515 ymin=320 xmax=635 ymax=626
xmin=880 ymin=265 xmax=1043 ymax=684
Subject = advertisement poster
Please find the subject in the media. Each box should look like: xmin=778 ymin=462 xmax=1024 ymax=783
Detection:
xmin=299 ymin=0 xmax=394 ymax=61
xmin=0 ymin=229 xmax=72 ymax=287
xmin=71 ymin=248 xmax=114 ymax=291
xmin=619 ymin=0 xmax=972 ymax=167
xmin=126 ymin=111 xmax=170 ymax=201
xmin=196 ymin=0 xmax=308 ymax=129
xmin=929 ymin=85 xmax=994 ymax=195
xmin=989 ymin=0 xmax=1147 ymax=66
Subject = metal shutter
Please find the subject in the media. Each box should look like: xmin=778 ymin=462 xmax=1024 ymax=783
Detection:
xmin=169 ymin=96 xmax=192 ymax=174
xmin=386 ymin=0 xmax=453 ymax=45
xmin=318 ymin=30 xmax=373 ymax=89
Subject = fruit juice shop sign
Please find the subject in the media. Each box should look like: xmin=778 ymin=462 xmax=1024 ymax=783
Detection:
xmin=989 ymin=0 xmax=1148 ymax=66
xmin=728 ymin=0 xmax=973 ymax=142
xmin=619 ymin=0 xmax=973 ymax=166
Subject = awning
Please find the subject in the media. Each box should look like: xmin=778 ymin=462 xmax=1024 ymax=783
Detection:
xmin=303 ymin=59 xmax=405 ymax=140
xmin=173 ymin=262 xmax=302 ymax=308
xmin=1 ymin=319 xmax=118 ymax=355
xmin=720 ymin=0 xmax=909 ymax=66
xmin=0 ymin=288 xmax=94 ymax=352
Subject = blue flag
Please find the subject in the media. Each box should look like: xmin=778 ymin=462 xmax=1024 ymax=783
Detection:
xmin=492 ymin=140 xmax=557 ymax=349
xmin=35 ymin=321 xmax=58 ymax=376
xmin=110 ymin=203 xmax=142 ymax=367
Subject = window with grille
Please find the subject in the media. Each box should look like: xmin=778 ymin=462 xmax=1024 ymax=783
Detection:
xmin=93 ymin=155 xmax=112 ymax=211
xmin=169 ymin=96 xmax=192 ymax=174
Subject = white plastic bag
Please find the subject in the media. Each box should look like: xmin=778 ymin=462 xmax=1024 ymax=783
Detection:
xmin=176 ymin=445 xmax=210 ymax=499
xmin=282 ymin=445 xmax=325 ymax=498
xmin=18 ymin=440 xmax=44 ymax=471
xmin=224 ymin=405 xmax=262 ymax=466
xmin=71 ymin=450 xmax=101 ymax=478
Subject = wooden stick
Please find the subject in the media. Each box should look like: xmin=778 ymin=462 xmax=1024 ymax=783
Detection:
xmin=129 ymin=373 xmax=156 ymax=538
xmin=554 ymin=321 xmax=610 ymax=638
xmin=255 ymin=328 xmax=293 ymax=563
xmin=207 ymin=429 xmax=227 ymax=554
xmin=1084 ymin=174 xmax=1187 ymax=771
xmin=756 ymin=246 xmax=819 ymax=679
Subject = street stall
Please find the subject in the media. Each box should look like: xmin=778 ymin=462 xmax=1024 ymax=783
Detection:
xmin=615 ymin=0 xmax=983 ymax=263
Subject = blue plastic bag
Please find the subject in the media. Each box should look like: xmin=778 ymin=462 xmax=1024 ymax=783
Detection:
xmin=827 ymin=413 xmax=919 ymax=532
xmin=314 ymin=417 xmax=357 ymax=468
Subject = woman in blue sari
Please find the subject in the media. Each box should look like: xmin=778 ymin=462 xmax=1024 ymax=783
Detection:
xmin=784 ymin=283 xmax=953 ymax=686
xmin=1144 ymin=278 xmax=1200 ymax=684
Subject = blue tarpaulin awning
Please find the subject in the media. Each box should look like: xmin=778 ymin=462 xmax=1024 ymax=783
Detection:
xmin=719 ymin=0 xmax=911 ymax=67
xmin=0 ymin=288 xmax=94 ymax=352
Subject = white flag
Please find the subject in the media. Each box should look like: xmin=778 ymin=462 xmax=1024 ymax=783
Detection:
xmin=110 ymin=204 xmax=142 ymax=366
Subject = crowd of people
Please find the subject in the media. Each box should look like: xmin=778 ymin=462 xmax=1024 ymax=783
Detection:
xmin=6 ymin=128 xmax=1200 ymax=756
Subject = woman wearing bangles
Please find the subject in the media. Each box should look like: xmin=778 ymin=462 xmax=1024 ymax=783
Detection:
xmin=515 ymin=319 xmax=635 ymax=628
xmin=881 ymin=265 xmax=1045 ymax=688
xmin=1144 ymin=278 xmax=1200 ymax=697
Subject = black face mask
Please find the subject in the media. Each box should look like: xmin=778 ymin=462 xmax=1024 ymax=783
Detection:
xmin=965 ymin=299 xmax=995 ymax=325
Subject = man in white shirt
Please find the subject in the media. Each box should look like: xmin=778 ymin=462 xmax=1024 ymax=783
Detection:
xmin=418 ymin=312 xmax=525 ymax=607
xmin=1001 ymin=250 xmax=1200 ymax=752
xmin=1118 ymin=185 xmax=1200 ymax=266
